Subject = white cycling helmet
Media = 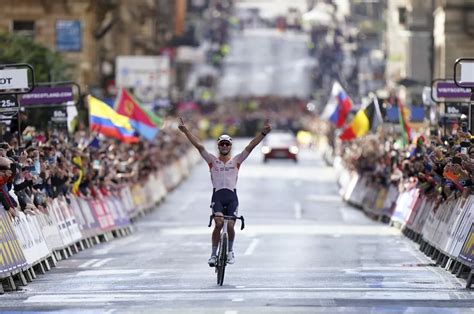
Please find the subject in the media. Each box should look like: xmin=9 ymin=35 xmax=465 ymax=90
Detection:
xmin=217 ymin=134 xmax=233 ymax=145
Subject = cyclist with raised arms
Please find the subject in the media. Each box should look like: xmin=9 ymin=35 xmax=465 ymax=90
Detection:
xmin=178 ymin=117 xmax=272 ymax=266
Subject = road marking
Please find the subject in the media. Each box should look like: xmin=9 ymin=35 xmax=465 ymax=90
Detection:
xmin=225 ymin=310 xmax=238 ymax=314
xmin=24 ymin=287 xmax=464 ymax=304
xmin=76 ymin=269 xmax=143 ymax=277
xmin=294 ymin=201 xmax=302 ymax=219
xmin=244 ymin=239 xmax=259 ymax=256
xmin=92 ymin=235 xmax=142 ymax=256
xmin=92 ymin=258 xmax=114 ymax=268
xmin=232 ymin=298 xmax=244 ymax=302
xmin=306 ymin=195 xmax=341 ymax=202
xmin=160 ymin=224 xmax=400 ymax=236
xmin=78 ymin=259 xmax=99 ymax=268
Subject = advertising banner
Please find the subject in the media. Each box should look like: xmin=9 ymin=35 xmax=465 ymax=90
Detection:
xmin=0 ymin=212 xmax=27 ymax=276
xmin=432 ymin=80 xmax=471 ymax=103
xmin=459 ymin=223 xmax=474 ymax=266
xmin=20 ymin=86 xmax=73 ymax=105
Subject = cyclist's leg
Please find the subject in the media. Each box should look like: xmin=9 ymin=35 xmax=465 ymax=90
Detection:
xmin=225 ymin=193 xmax=239 ymax=252
xmin=211 ymin=199 xmax=224 ymax=252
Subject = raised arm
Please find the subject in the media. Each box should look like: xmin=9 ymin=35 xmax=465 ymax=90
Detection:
xmin=178 ymin=117 xmax=205 ymax=152
xmin=245 ymin=120 xmax=272 ymax=153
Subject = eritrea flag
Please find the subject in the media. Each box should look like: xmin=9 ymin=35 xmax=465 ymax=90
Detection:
xmin=115 ymin=89 xmax=161 ymax=141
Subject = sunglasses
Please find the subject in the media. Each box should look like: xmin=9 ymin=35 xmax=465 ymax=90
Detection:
xmin=218 ymin=142 xmax=231 ymax=147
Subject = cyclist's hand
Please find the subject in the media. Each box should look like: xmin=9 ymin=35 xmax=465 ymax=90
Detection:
xmin=262 ymin=119 xmax=272 ymax=135
xmin=178 ymin=117 xmax=187 ymax=133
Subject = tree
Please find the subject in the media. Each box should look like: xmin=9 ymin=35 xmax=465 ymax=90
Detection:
xmin=0 ymin=33 xmax=75 ymax=131
xmin=0 ymin=33 xmax=73 ymax=82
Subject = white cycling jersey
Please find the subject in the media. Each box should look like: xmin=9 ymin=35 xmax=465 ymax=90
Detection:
xmin=200 ymin=149 xmax=250 ymax=191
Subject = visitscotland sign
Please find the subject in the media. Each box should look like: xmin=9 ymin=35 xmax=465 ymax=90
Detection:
xmin=19 ymin=86 xmax=73 ymax=105
xmin=432 ymin=79 xmax=471 ymax=103
xmin=0 ymin=69 xmax=29 ymax=90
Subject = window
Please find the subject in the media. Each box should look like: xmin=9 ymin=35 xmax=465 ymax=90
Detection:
xmin=398 ymin=7 xmax=407 ymax=25
xmin=12 ymin=20 xmax=35 ymax=39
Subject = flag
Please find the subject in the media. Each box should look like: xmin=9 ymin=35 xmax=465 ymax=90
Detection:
xmin=339 ymin=98 xmax=379 ymax=141
xmin=397 ymin=99 xmax=412 ymax=147
xmin=115 ymin=89 xmax=162 ymax=141
xmin=88 ymin=95 xmax=139 ymax=143
xmin=87 ymin=136 xmax=100 ymax=150
xmin=321 ymin=82 xmax=353 ymax=128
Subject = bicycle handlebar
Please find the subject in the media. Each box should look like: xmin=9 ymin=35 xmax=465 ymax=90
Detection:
xmin=208 ymin=214 xmax=245 ymax=230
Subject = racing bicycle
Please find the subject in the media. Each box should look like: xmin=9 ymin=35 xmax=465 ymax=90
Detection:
xmin=208 ymin=214 xmax=245 ymax=286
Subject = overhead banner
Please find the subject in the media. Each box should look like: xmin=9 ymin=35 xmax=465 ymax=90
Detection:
xmin=0 ymin=68 xmax=29 ymax=91
xmin=432 ymin=80 xmax=471 ymax=103
xmin=19 ymin=86 xmax=74 ymax=105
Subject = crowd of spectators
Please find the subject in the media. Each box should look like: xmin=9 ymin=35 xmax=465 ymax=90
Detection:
xmin=180 ymin=96 xmax=313 ymax=139
xmin=340 ymin=131 xmax=474 ymax=204
xmin=0 ymin=124 xmax=191 ymax=220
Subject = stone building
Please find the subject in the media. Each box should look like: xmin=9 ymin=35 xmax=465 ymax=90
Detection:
xmin=433 ymin=0 xmax=474 ymax=79
xmin=0 ymin=0 xmax=185 ymax=91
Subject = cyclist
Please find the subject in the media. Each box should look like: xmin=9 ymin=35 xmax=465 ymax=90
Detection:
xmin=178 ymin=117 xmax=272 ymax=266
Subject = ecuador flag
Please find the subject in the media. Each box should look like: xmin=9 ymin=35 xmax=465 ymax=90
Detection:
xmin=88 ymin=95 xmax=139 ymax=143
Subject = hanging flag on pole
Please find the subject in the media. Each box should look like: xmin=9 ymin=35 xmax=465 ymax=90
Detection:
xmin=115 ymin=88 xmax=162 ymax=141
xmin=321 ymin=81 xmax=353 ymax=128
xmin=339 ymin=97 xmax=381 ymax=141
xmin=397 ymin=98 xmax=412 ymax=147
xmin=88 ymin=95 xmax=139 ymax=143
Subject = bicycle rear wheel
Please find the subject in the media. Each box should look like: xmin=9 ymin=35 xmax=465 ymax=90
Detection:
xmin=217 ymin=234 xmax=227 ymax=286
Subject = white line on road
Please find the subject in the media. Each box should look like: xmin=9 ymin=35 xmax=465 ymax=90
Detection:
xmin=306 ymin=195 xmax=341 ymax=202
xmin=78 ymin=259 xmax=99 ymax=268
xmin=225 ymin=311 xmax=238 ymax=314
xmin=294 ymin=201 xmax=302 ymax=219
xmin=92 ymin=258 xmax=114 ymax=268
xmin=232 ymin=298 xmax=244 ymax=302
xmin=244 ymin=239 xmax=259 ymax=256
xmin=92 ymin=235 xmax=142 ymax=256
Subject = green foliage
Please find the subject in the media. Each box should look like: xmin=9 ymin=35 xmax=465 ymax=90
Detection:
xmin=0 ymin=33 xmax=75 ymax=132
xmin=0 ymin=32 xmax=73 ymax=82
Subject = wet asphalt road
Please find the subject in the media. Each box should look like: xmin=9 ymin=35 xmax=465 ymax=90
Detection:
xmin=1 ymin=140 xmax=473 ymax=313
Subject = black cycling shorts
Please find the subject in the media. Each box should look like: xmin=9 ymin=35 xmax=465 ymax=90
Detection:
xmin=211 ymin=189 xmax=238 ymax=216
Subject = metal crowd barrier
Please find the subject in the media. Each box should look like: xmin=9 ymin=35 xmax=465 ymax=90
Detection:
xmin=336 ymin=161 xmax=474 ymax=289
xmin=0 ymin=148 xmax=200 ymax=294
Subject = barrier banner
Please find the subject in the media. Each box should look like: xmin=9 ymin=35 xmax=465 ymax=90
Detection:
xmin=75 ymin=197 xmax=101 ymax=236
xmin=12 ymin=212 xmax=50 ymax=265
xmin=87 ymin=199 xmax=115 ymax=231
xmin=458 ymin=223 xmax=474 ymax=266
xmin=48 ymin=199 xmax=73 ymax=247
xmin=36 ymin=211 xmax=63 ymax=251
xmin=0 ymin=212 xmax=27 ymax=276
xmin=452 ymin=197 xmax=474 ymax=258
xmin=57 ymin=197 xmax=82 ymax=242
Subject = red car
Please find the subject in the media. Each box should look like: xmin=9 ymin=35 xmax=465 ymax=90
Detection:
xmin=261 ymin=131 xmax=299 ymax=162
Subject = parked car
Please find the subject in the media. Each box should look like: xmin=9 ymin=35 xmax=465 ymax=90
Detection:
xmin=261 ymin=130 xmax=299 ymax=162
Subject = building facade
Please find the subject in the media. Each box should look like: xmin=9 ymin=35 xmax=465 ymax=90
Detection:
xmin=0 ymin=0 xmax=182 ymax=92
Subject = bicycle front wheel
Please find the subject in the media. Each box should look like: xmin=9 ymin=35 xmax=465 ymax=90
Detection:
xmin=217 ymin=234 xmax=227 ymax=286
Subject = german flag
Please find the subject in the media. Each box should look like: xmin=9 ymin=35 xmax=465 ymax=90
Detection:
xmin=339 ymin=99 xmax=379 ymax=141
